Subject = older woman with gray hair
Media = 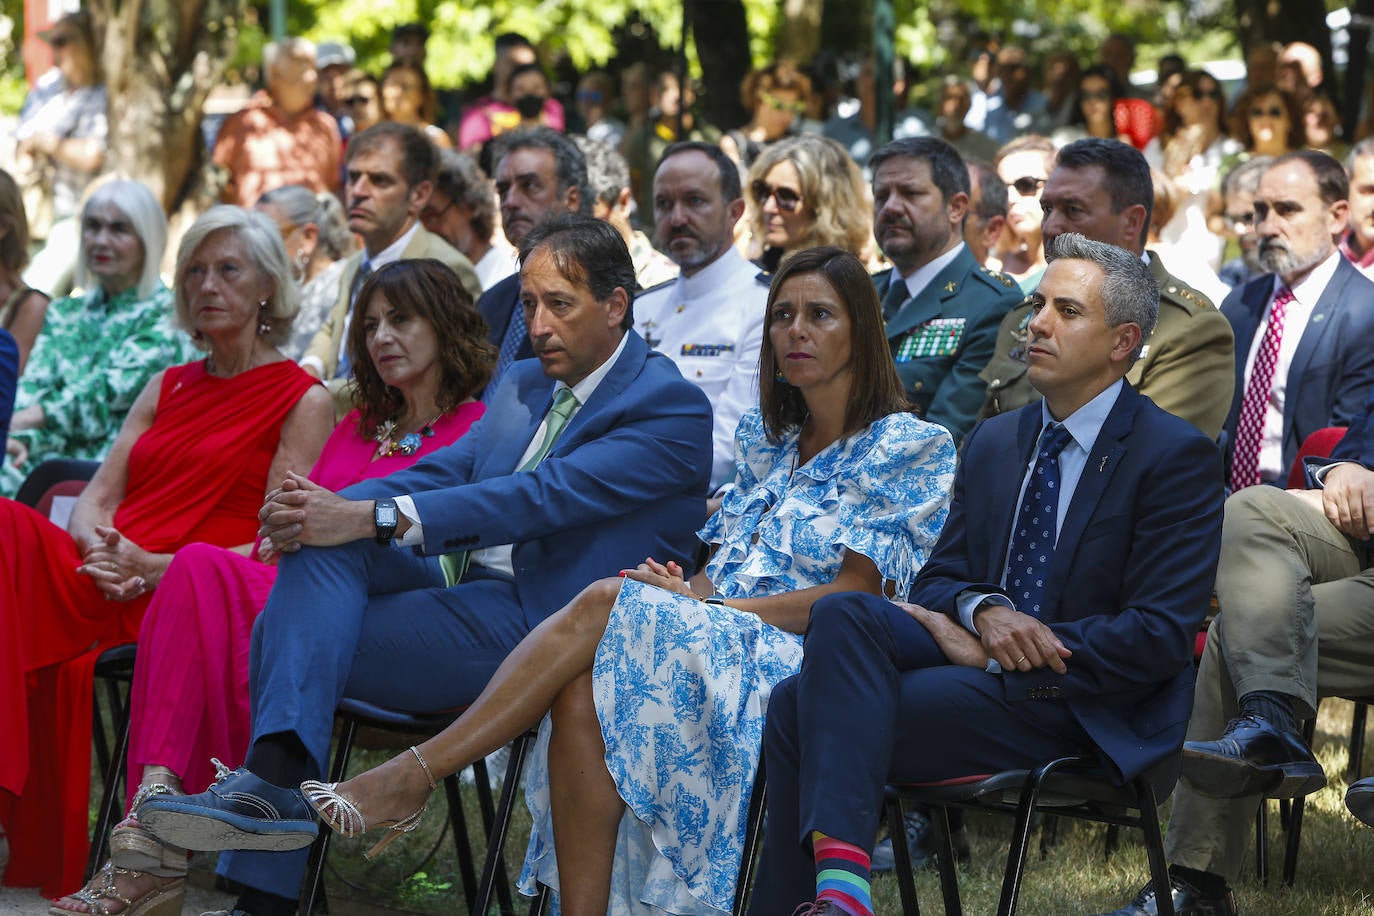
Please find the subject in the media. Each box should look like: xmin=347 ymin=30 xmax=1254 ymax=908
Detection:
xmin=0 ymin=204 xmax=332 ymax=899
xmin=1 ymin=178 xmax=195 ymax=496
xmin=255 ymin=184 xmax=355 ymax=359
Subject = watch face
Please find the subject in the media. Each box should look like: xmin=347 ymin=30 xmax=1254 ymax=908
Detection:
xmin=376 ymin=503 xmax=398 ymax=527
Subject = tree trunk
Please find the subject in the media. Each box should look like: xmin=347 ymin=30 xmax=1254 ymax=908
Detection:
xmin=776 ymin=0 xmax=824 ymax=63
xmin=687 ymin=0 xmax=751 ymax=131
xmin=89 ymin=0 xmax=242 ymax=215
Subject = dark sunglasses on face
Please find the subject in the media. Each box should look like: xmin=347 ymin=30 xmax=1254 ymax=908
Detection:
xmin=1250 ymin=106 xmax=1284 ymax=119
xmin=1007 ymin=176 xmax=1046 ymax=198
xmin=1189 ymin=88 xmax=1223 ymax=101
xmin=751 ymin=180 xmax=803 ymax=212
xmin=345 ymin=95 xmax=375 ymax=107
xmin=1079 ymin=89 xmax=1112 ymax=102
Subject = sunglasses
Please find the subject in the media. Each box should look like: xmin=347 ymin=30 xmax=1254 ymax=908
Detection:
xmin=1006 ymin=176 xmax=1046 ymax=198
xmin=344 ymin=95 xmax=376 ymax=107
xmin=421 ymin=198 xmax=455 ymax=222
xmin=751 ymin=180 xmax=803 ymax=213
xmin=1079 ymin=89 xmax=1112 ymax=102
xmin=760 ymin=91 xmax=806 ymax=116
xmin=1187 ymin=88 xmax=1223 ymax=101
xmin=1250 ymin=106 xmax=1285 ymax=119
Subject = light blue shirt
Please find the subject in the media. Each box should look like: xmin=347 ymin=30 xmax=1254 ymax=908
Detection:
xmin=957 ymin=378 xmax=1126 ymax=652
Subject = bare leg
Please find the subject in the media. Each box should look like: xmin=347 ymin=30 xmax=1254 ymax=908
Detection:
xmin=547 ymin=671 xmax=623 ymax=915
xmin=313 ymin=577 xmax=622 ymax=826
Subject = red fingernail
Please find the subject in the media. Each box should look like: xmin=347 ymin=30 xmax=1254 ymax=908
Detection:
xmin=619 ymin=570 xmax=627 ymax=577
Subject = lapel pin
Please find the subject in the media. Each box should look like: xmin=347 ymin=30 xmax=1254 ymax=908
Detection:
xmin=1099 ymin=456 xmax=1108 ymax=472
xmin=944 ymin=281 xmax=957 ymax=292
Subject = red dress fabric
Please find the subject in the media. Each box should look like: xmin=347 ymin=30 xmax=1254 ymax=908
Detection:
xmin=125 ymin=402 xmax=483 ymax=803
xmin=0 ymin=358 xmax=317 ymax=896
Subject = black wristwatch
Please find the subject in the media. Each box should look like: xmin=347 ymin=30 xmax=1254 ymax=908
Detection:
xmin=374 ymin=498 xmax=398 ymax=544
xmin=704 ymin=595 xmax=728 ymax=606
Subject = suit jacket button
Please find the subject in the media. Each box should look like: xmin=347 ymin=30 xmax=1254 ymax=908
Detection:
xmin=1050 ymin=687 xmax=1061 ymax=697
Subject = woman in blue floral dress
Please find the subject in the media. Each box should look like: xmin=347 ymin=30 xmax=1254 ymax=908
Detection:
xmin=303 ymin=247 xmax=957 ymax=914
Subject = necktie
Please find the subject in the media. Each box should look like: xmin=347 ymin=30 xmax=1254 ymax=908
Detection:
xmin=439 ymin=388 xmax=579 ymax=586
xmin=1005 ymin=423 xmax=1073 ymax=619
xmin=881 ymin=276 xmax=909 ymax=322
xmin=485 ymin=305 xmax=529 ymax=401
xmin=1230 ymin=286 xmax=1294 ymax=491
xmin=337 ymin=260 xmax=372 ymax=379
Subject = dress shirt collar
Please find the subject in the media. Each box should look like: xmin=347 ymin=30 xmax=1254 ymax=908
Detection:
xmin=364 ymin=219 xmax=421 ymax=264
xmin=1341 ymin=229 xmax=1374 ymax=271
xmin=1040 ymin=377 xmax=1123 ymax=458
xmin=676 ymin=245 xmax=749 ymax=301
xmin=897 ymin=241 xmax=965 ymax=299
xmin=1273 ymin=248 xmax=1341 ymax=307
xmin=557 ymin=329 xmax=629 ymax=406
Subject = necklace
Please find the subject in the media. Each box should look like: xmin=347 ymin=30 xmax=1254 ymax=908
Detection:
xmin=374 ymin=411 xmax=443 ymax=458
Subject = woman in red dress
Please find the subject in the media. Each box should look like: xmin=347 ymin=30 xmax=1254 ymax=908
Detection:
xmin=0 ymin=205 xmax=335 ymax=901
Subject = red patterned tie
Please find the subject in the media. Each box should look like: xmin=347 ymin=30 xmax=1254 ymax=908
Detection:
xmin=1230 ymin=286 xmax=1294 ymax=491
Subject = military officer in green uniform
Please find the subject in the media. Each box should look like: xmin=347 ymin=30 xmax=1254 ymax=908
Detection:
xmin=979 ymin=138 xmax=1234 ymax=440
xmin=871 ymin=137 xmax=1023 ymax=443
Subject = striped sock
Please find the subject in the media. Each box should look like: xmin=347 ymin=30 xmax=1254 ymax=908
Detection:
xmin=812 ymin=831 xmax=875 ymax=916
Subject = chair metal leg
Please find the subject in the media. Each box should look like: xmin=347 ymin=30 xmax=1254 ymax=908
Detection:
xmin=731 ymin=757 xmax=766 ymax=915
xmin=473 ymin=731 xmax=536 ymax=916
xmin=1350 ymin=702 xmax=1369 ymax=782
xmin=1135 ymin=778 xmax=1173 ymax=916
xmin=443 ymin=774 xmax=478 ymax=912
xmin=530 ymin=883 xmax=551 ymax=914
xmin=299 ymin=718 xmax=357 ymax=916
xmin=1255 ymin=801 xmax=1268 ymax=885
xmin=86 ymin=702 xmax=131 ymax=879
xmin=997 ymin=757 xmax=1080 ymax=916
xmin=930 ymin=805 xmax=960 ymax=916
xmin=884 ymin=796 xmax=921 ymax=915
xmin=1282 ymin=793 xmax=1306 ymax=887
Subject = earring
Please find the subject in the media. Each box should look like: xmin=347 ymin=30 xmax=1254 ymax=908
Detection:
xmin=774 ymin=369 xmax=788 ymax=384
xmin=257 ymin=298 xmax=271 ymax=336
xmin=293 ymin=248 xmax=309 ymax=281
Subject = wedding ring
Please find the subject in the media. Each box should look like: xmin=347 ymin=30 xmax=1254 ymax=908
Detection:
xmin=1015 ymin=655 xmax=1028 ymax=665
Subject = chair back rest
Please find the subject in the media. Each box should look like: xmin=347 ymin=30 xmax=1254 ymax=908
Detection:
xmin=14 ymin=458 xmax=101 ymax=525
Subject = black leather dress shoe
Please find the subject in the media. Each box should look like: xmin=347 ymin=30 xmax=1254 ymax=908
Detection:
xmin=1347 ymin=776 xmax=1374 ymax=828
xmin=1091 ymin=876 xmax=1237 ymax=916
xmin=1181 ymin=714 xmax=1325 ymax=799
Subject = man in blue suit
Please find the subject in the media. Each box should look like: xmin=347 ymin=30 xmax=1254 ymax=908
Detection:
xmin=139 ymin=215 xmax=714 ymax=916
xmin=748 ymin=234 xmax=1224 ymax=916
xmin=871 ymin=137 xmax=1023 ymax=444
xmin=1220 ymin=150 xmax=1374 ymax=490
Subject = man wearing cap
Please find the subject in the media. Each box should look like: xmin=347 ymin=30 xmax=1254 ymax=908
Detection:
xmin=314 ymin=41 xmax=358 ymax=139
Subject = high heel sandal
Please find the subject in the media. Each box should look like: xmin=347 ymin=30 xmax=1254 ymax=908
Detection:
xmin=302 ymin=745 xmax=438 ymax=860
xmin=109 ymin=779 xmax=188 ymax=876
xmin=48 ymin=863 xmax=184 ymax=916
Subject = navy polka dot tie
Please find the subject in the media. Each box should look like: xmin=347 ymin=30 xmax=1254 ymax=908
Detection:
xmin=1006 ymin=423 xmax=1073 ymax=619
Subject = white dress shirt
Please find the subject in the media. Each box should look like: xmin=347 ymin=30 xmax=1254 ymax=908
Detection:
xmin=634 ymin=246 xmax=767 ymax=488
xmin=474 ymin=244 xmax=519 ymax=292
xmin=1239 ymin=251 xmax=1341 ymax=481
xmin=394 ymin=332 xmax=630 ymax=578
xmin=894 ymin=241 xmax=965 ymax=300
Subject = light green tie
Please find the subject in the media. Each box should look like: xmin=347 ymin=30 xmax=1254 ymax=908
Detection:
xmin=440 ymin=388 xmax=579 ymax=586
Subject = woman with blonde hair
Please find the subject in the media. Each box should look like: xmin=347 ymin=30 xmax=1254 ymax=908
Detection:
xmin=0 ymin=169 xmax=50 ymax=372
xmin=746 ymin=134 xmax=872 ymax=272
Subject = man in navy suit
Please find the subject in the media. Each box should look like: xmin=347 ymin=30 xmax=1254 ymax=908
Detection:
xmin=139 ymin=215 xmax=714 ymax=916
xmin=871 ymin=137 xmax=1023 ymax=444
xmin=748 ymin=234 xmax=1224 ymax=916
xmin=1220 ymin=150 xmax=1374 ymax=490
xmin=477 ymin=127 xmax=592 ymax=396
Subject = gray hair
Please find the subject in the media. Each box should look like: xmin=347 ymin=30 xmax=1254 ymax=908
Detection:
xmin=491 ymin=127 xmax=593 ymax=217
xmin=1045 ymin=232 xmax=1158 ymax=361
xmin=1221 ymin=155 xmax=1274 ymax=200
xmin=256 ymin=184 xmax=352 ymax=260
xmin=173 ymin=205 xmax=300 ymax=348
xmin=264 ymin=37 xmax=316 ymax=72
xmin=77 ymin=179 xmax=168 ymax=300
xmin=572 ymin=135 xmax=630 ymax=208
xmin=435 ymin=149 xmax=498 ymax=242
xmin=1347 ymin=137 xmax=1374 ymax=174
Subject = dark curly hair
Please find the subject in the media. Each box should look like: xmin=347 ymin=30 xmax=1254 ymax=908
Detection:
xmin=347 ymin=259 xmax=495 ymax=430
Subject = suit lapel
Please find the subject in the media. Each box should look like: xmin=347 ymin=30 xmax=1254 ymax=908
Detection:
xmin=1284 ymin=260 xmax=1347 ymax=441
xmin=550 ymin=332 xmax=649 ymax=455
xmin=1043 ymin=386 xmax=1136 ymax=614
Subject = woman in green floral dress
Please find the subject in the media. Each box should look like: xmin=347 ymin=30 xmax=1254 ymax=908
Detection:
xmin=1 ymin=179 xmax=197 ymax=496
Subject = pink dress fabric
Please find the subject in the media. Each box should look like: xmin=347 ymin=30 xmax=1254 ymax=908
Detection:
xmin=124 ymin=402 xmax=484 ymax=803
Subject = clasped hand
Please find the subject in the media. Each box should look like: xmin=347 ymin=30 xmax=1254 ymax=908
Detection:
xmin=258 ymin=471 xmax=364 ymax=552
xmin=973 ymin=603 xmax=1071 ymax=674
xmin=1309 ymin=463 xmax=1374 ymax=540
xmin=77 ymin=525 xmax=162 ymax=601
xmin=621 ymin=556 xmax=697 ymax=597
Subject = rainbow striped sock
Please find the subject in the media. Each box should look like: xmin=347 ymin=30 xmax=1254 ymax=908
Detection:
xmin=812 ymin=831 xmax=875 ymax=916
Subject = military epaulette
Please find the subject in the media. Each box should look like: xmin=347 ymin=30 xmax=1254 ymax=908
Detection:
xmin=1161 ymin=279 xmax=1216 ymax=312
xmin=754 ymin=269 xmax=773 ymax=287
xmin=978 ymin=266 xmax=1018 ymax=290
xmin=638 ymin=276 xmax=677 ymax=298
